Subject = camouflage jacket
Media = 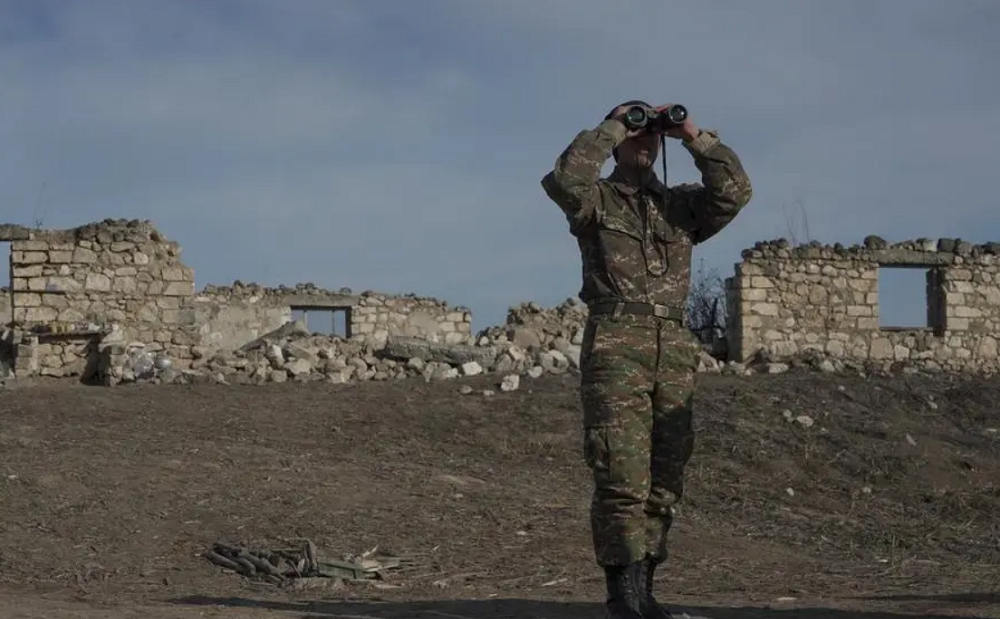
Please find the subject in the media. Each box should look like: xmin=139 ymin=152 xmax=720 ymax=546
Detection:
xmin=541 ymin=118 xmax=752 ymax=313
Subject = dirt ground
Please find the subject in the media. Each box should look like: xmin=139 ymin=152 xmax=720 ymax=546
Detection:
xmin=0 ymin=369 xmax=998 ymax=618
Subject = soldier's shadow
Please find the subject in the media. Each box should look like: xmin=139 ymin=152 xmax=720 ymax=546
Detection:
xmin=171 ymin=595 xmax=993 ymax=619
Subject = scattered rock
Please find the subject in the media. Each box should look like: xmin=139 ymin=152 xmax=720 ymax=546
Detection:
xmin=698 ymin=352 xmax=721 ymax=373
xmin=818 ymin=359 xmax=837 ymax=373
xmin=461 ymin=361 xmax=483 ymax=377
xmin=499 ymin=374 xmax=520 ymax=392
xmin=285 ymin=358 xmax=313 ymax=376
xmin=383 ymin=336 xmax=496 ymax=368
xmin=794 ymin=415 xmax=814 ymax=428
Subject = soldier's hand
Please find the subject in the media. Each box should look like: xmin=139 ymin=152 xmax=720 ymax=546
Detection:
xmin=655 ymin=104 xmax=700 ymax=142
xmin=609 ymin=104 xmax=649 ymax=139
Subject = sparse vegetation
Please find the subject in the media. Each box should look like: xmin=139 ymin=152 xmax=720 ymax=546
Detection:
xmin=685 ymin=257 xmax=727 ymax=345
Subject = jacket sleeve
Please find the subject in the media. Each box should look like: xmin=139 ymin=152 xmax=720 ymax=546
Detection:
xmin=541 ymin=119 xmax=629 ymax=234
xmin=672 ymin=129 xmax=753 ymax=244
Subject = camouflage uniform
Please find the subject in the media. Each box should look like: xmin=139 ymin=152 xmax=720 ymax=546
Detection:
xmin=541 ymin=113 xmax=751 ymax=616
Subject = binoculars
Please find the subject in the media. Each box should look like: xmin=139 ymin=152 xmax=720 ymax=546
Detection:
xmin=622 ymin=104 xmax=688 ymax=133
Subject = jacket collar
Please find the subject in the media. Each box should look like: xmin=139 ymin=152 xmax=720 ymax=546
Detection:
xmin=606 ymin=166 xmax=667 ymax=197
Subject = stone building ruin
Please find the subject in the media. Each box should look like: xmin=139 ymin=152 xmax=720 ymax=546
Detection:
xmin=724 ymin=236 xmax=1000 ymax=373
xmin=3 ymin=218 xmax=1000 ymax=384
xmin=0 ymin=219 xmax=471 ymax=380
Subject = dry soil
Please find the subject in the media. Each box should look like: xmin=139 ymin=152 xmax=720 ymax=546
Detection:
xmin=0 ymin=370 xmax=998 ymax=618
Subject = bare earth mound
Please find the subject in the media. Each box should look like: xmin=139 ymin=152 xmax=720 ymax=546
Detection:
xmin=0 ymin=371 xmax=998 ymax=618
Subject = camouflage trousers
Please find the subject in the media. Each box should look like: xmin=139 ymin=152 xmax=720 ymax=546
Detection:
xmin=579 ymin=312 xmax=700 ymax=567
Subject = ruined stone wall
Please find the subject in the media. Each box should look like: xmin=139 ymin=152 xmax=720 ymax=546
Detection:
xmin=3 ymin=219 xmax=199 ymax=377
xmin=194 ymin=283 xmax=472 ymax=350
xmin=0 ymin=220 xmax=473 ymax=380
xmin=352 ymin=291 xmax=471 ymax=347
xmin=726 ymin=237 xmax=1000 ymax=373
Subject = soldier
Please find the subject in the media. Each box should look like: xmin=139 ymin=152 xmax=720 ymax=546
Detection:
xmin=540 ymin=100 xmax=752 ymax=619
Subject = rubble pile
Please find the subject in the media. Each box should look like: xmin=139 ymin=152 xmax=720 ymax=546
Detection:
xmin=474 ymin=298 xmax=587 ymax=373
xmin=101 ymin=309 xmax=585 ymax=387
xmin=80 ymin=294 xmax=958 ymax=389
xmin=696 ymin=346 xmax=960 ymax=378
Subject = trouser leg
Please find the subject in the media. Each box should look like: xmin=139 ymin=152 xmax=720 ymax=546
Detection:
xmin=579 ymin=317 xmax=657 ymax=567
xmin=645 ymin=388 xmax=694 ymax=560
xmin=645 ymin=324 xmax=699 ymax=556
xmin=641 ymin=324 xmax=699 ymax=618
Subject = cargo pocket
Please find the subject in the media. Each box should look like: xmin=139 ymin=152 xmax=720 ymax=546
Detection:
xmin=579 ymin=318 xmax=626 ymax=427
xmin=583 ymin=426 xmax=611 ymax=473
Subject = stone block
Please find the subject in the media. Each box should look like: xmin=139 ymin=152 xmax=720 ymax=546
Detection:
xmin=12 ymin=265 xmax=43 ymax=278
xmin=22 ymin=306 xmax=58 ymax=323
xmin=947 ymin=317 xmax=969 ymax=330
xmin=47 ymin=276 xmax=82 ymax=293
xmin=163 ymin=281 xmax=194 ymax=296
xmin=161 ymin=267 xmax=190 ymax=282
xmin=15 ymin=251 xmax=47 ymax=264
xmin=16 ymin=293 xmax=42 ymax=307
xmin=73 ymin=247 xmax=98 ymax=263
xmin=86 ymin=273 xmax=112 ymax=292
xmin=112 ymin=277 xmax=138 ymax=293
xmin=16 ymin=240 xmax=48 ymax=251
xmin=750 ymin=302 xmax=779 ymax=316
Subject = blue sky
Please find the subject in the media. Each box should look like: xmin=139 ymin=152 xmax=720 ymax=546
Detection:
xmin=1 ymin=0 xmax=998 ymax=331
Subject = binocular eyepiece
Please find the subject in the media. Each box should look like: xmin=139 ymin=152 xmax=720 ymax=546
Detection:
xmin=622 ymin=104 xmax=688 ymax=133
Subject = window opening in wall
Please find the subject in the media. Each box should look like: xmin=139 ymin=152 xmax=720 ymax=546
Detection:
xmin=877 ymin=265 xmax=943 ymax=332
xmin=290 ymin=306 xmax=351 ymax=338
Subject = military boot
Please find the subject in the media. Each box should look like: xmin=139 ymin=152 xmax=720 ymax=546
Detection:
xmin=639 ymin=556 xmax=674 ymax=619
xmin=602 ymin=562 xmax=646 ymax=619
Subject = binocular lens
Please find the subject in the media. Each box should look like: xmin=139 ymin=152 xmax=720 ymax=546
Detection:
xmin=625 ymin=107 xmax=648 ymax=125
xmin=667 ymin=105 xmax=688 ymax=123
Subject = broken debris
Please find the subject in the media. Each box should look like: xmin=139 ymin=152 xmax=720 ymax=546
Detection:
xmin=204 ymin=540 xmax=405 ymax=585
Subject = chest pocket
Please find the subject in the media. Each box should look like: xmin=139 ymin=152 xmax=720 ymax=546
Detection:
xmin=651 ymin=216 xmax=679 ymax=244
xmin=598 ymin=208 xmax=644 ymax=241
